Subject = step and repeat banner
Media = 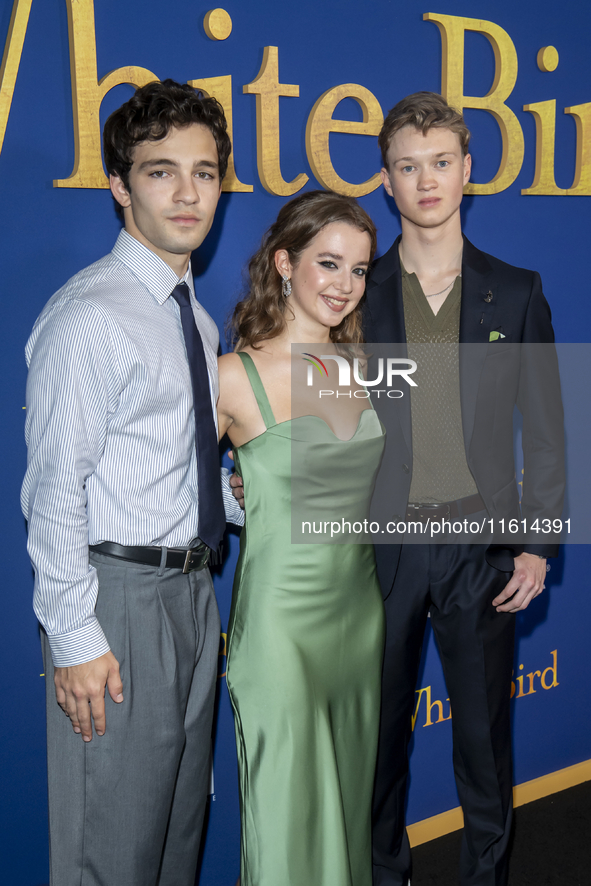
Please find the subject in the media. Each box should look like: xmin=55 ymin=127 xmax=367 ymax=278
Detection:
xmin=1 ymin=1 xmax=590 ymax=883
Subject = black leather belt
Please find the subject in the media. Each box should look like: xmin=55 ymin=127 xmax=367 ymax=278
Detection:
xmin=89 ymin=540 xmax=210 ymax=573
xmin=406 ymin=492 xmax=485 ymax=523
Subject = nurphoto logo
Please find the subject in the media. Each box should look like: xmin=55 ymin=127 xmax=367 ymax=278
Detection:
xmin=302 ymin=352 xmax=417 ymax=398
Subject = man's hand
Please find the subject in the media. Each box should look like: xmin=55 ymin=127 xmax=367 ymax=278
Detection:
xmin=54 ymin=650 xmax=123 ymax=741
xmin=230 ymin=473 xmax=245 ymax=510
xmin=493 ymin=553 xmax=547 ymax=613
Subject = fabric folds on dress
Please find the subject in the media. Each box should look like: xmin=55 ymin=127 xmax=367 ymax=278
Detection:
xmin=226 ymin=352 xmax=386 ymax=886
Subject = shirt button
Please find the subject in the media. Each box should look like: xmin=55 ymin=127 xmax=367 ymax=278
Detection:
xmin=402 ymin=464 xmax=410 ymax=474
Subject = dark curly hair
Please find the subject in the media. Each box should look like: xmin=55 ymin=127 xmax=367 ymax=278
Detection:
xmin=103 ymin=79 xmax=231 ymax=207
xmin=232 ymin=190 xmax=377 ymax=350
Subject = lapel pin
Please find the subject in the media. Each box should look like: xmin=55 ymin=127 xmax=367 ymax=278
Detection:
xmin=484 ymin=291 xmax=493 ymax=303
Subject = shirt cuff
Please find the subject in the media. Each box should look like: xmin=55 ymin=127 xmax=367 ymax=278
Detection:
xmin=47 ymin=619 xmax=111 ymax=668
xmin=221 ymin=467 xmax=245 ymax=527
xmin=523 ymin=543 xmax=558 ymax=558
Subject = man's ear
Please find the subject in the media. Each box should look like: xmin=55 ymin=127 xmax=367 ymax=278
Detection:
xmin=380 ymin=167 xmax=394 ymax=198
xmin=274 ymin=248 xmax=292 ymax=279
xmin=110 ymin=174 xmax=131 ymax=209
xmin=463 ymin=153 xmax=472 ymax=186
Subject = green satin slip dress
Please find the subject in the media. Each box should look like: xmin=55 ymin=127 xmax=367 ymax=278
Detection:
xmin=226 ymin=351 xmax=386 ymax=886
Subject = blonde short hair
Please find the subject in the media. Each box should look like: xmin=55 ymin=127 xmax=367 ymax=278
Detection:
xmin=379 ymin=92 xmax=471 ymax=167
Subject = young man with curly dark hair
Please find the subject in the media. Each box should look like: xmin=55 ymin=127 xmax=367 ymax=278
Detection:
xmin=22 ymin=79 xmax=240 ymax=886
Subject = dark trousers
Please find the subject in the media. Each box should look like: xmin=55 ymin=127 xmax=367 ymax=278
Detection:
xmin=42 ymin=552 xmax=220 ymax=886
xmin=372 ymin=544 xmax=516 ymax=886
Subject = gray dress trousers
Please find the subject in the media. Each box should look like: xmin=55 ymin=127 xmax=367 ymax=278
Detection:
xmin=42 ymin=550 xmax=220 ymax=886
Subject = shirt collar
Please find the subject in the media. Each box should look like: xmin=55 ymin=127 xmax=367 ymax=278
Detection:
xmin=399 ymin=253 xmax=410 ymax=278
xmin=112 ymin=229 xmax=195 ymax=304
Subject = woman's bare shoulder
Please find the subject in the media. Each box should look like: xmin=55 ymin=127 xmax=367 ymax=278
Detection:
xmin=218 ymin=350 xmax=247 ymax=379
xmin=218 ymin=351 xmax=258 ymax=405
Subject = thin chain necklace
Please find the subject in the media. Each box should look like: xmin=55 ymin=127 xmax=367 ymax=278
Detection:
xmin=400 ymin=243 xmax=464 ymax=299
xmin=425 ymin=275 xmax=460 ymax=298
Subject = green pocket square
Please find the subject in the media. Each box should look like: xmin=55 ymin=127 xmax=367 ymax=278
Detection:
xmin=489 ymin=331 xmax=506 ymax=341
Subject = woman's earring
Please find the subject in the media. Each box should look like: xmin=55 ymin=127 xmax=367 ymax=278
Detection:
xmin=282 ymin=276 xmax=292 ymax=298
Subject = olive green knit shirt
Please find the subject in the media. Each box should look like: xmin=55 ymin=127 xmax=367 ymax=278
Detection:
xmin=401 ymin=261 xmax=478 ymax=504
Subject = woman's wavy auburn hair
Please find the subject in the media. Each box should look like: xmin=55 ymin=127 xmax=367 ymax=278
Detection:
xmin=231 ymin=190 xmax=377 ymax=350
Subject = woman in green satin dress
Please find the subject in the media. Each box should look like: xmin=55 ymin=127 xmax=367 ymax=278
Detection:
xmin=218 ymin=191 xmax=386 ymax=886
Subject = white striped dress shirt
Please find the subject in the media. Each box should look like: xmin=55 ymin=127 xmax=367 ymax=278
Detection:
xmin=21 ymin=229 xmax=243 ymax=667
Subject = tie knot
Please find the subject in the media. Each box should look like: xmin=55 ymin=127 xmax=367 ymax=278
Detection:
xmin=171 ymin=281 xmax=191 ymax=308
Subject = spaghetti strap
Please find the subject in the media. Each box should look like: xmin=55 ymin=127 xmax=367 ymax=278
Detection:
xmin=238 ymin=352 xmax=277 ymax=429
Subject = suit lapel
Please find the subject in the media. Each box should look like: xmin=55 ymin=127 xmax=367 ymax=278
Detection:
xmin=365 ymin=237 xmax=412 ymax=452
xmin=365 ymin=236 xmax=406 ymax=343
xmin=459 ymin=237 xmax=497 ymax=453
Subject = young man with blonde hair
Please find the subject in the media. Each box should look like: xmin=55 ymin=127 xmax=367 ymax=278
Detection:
xmin=365 ymin=92 xmax=564 ymax=886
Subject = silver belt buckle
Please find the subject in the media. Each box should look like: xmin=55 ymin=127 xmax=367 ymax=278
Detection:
xmin=182 ymin=546 xmax=209 ymax=573
xmin=409 ymin=502 xmax=451 ymax=521
xmin=182 ymin=549 xmax=194 ymax=574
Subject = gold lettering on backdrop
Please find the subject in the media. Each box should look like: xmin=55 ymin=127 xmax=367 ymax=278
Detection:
xmin=527 ymin=670 xmax=541 ymax=695
xmin=511 ymin=650 xmax=559 ymax=697
xmin=54 ymin=0 xmax=158 ymax=189
xmin=410 ymin=651 xmax=559 ymax=723
xmin=522 ymin=101 xmax=591 ymax=196
xmin=537 ymin=46 xmax=559 ymax=73
xmin=564 ymin=103 xmax=591 ymax=195
xmin=513 ymin=663 xmax=526 ymax=698
xmin=423 ymin=12 xmax=524 ymax=195
xmin=218 ymin=632 xmax=227 ymax=678
xmin=522 ymin=101 xmax=568 ymax=195
xmin=189 ymin=76 xmax=253 ymax=192
xmin=305 ymin=84 xmax=383 ymax=197
xmin=2 ymin=6 xmax=588 ymax=199
xmin=203 ymin=8 xmax=233 ymax=42
xmin=411 ymin=686 xmax=452 ymax=730
xmin=540 ymin=649 xmax=559 ymax=690
xmin=0 ymin=0 xmax=33 ymax=155
xmin=243 ymin=46 xmax=308 ymax=196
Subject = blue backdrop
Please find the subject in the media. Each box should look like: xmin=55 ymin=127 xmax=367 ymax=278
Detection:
xmin=1 ymin=1 xmax=590 ymax=883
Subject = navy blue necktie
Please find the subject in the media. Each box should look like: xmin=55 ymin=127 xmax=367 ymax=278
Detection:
xmin=171 ymin=282 xmax=225 ymax=550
